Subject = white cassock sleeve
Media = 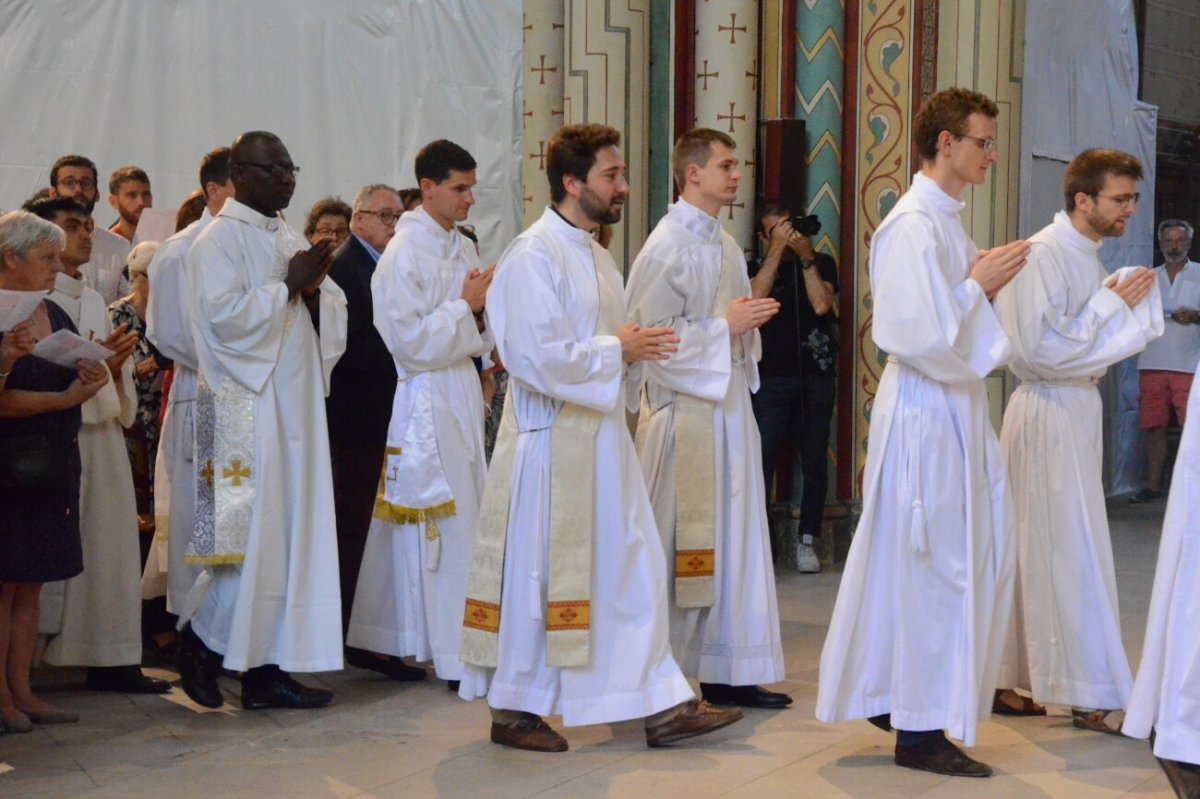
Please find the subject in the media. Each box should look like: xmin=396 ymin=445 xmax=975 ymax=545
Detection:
xmin=316 ymin=278 xmax=348 ymax=394
xmin=190 ymin=232 xmax=289 ymax=395
xmin=995 ymin=245 xmax=1149 ymax=377
xmin=493 ymin=243 xmax=623 ymax=414
xmin=81 ymin=290 xmax=136 ymax=428
xmin=626 ymin=249 xmax=731 ymax=403
xmin=145 ymin=236 xmax=195 ymax=368
xmin=871 ymin=215 xmax=1010 ymax=383
xmin=372 ymin=249 xmax=488 ymax=372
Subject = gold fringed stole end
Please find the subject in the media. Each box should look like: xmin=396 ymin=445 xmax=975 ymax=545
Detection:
xmin=373 ymin=497 xmax=457 ymax=526
xmin=672 ymin=395 xmax=717 ymax=608
xmin=675 ymin=549 xmax=715 ymax=577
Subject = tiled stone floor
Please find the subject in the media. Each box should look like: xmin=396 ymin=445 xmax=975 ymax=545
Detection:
xmin=0 ymin=499 xmax=1178 ymax=798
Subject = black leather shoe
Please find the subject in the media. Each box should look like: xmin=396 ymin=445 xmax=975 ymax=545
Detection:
xmin=868 ymin=713 xmax=893 ymax=732
xmin=175 ymin=624 xmax=224 ymax=708
xmin=344 ymin=647 xmax=426 ymax=682
xmin=86 ymin=665 xmax=172 ymax=695
xmin=700 ymin=682 xmax=793 ymax=709
xmin=241 ymin=666 xmax=332 ymax=710
xmin=895 ymin=733 xmax=993 ymax=777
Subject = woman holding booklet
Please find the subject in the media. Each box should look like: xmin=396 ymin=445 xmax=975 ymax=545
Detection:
xmin=0 ymin=210 xmax=110 ymax=734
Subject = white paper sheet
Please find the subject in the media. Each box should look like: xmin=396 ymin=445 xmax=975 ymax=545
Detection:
xmin=32 ymin=328 xmax=113 ymax=368
xmin=133 ymin=208 xmax=178 ymax=245
xmin=0 ymin=289 xmax=46 ymax=332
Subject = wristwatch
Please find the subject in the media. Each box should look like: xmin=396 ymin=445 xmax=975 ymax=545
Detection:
xmin=800 ymin=258 xmax=817 ymax=270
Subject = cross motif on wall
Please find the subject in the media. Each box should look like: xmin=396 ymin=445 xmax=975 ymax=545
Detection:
xmin=199 ymin=459 xmax=214 ymax=489
xmin=745 ymin=58 xmax=759 ymax=91
xmin=550 ymin=107 xmax=564 ymax=119
xmin=522 ymin=14 xmax=532 ymax=44
xmin=718 ymin=12 xmax=747 ymax=44
xmin=717 ymin=101 xmax=746 ymax=133
xmin=724 ymin=200 xmax=745 ymax=220
xmin=522 ymin=193 xmax=534 ymax=213
xmin=697 ymin=59 xmax=719 ymax=91
xmin=522 ymin=100 xmax=532 ymax=130
xmin=530 ymin=140 xmax=548 ymax=170
xmin=222 ymin=459 xmax=251 ymax=487
xmin=531 ymin=54 xmax=557 ymax=85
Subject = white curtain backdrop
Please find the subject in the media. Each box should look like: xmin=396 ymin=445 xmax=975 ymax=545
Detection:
xmin=0 ymin=0 xmax=523 ymax=263
xmin=1020 ymin=0 xmax=1159 ymax=494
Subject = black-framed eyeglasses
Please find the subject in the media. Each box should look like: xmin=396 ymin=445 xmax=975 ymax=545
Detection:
xmin=56 ymin=177 xmax=96 ymax=191
xmin=1093 ymin=192 xmax=1140 ymax=208
xmin=358 ymin=209 xmax=402 ymax=226
xmin=958 ymin=134 xmax=999 ymax=152
xmin=233 ymin=161 xmax=300 ymax=179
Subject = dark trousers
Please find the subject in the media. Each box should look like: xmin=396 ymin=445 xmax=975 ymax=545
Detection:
xmin=330 ymin=440 xmax=387 ymax=635
xmin=750 ymin=374 xmax=836 ymax=539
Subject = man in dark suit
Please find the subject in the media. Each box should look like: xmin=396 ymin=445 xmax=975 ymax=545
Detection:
xmin=326 ymin=184 xmax=424 ymax=680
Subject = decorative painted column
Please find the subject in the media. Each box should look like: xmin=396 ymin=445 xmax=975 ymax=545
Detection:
xmin=693 ymin=0 xmax=758 ymax=252
xmin=796 ymin=1 xmax=844 ymax=259
xmin=563 ymin=0 xmax=651 ymax=268
xmin=848 ymin=0 xmax=920 ymax=493
xmin=521 ymin=0 xmax=565 ymax=229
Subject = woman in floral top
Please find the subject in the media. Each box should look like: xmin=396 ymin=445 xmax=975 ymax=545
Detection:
xmin=107 ymin=242 xmax=170 ymax=523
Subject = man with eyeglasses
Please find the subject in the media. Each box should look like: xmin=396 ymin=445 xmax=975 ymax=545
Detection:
xmin=817 ymin=87 xmax=1029 ymax=777
xmin=993 ymin=148 xmax=1159 ymax=736
xmin=346 ymin=141 xmax=493 ymax=690
xmin=322 ymin=184 xmax=415 ymax=680
xmin=1132 ymin=219 xmax=1200 ymax=504
xmin=175 ymin=130 xmax=349 ymax=711
xmin=48 ymin=154 xmax=132 ymax=305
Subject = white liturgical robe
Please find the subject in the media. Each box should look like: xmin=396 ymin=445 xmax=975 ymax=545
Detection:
xmin=458 ymin=208 xmax=694 ymax=726
xmin=995 ymin=212 xmax=1162 ymax=710
xmin=141 ymin=209 xmax=213 ymax=612
xmin=41 ymin=272 xmax=142 ymax=666
xmin=185 ymin=199 xmax=348 ymax=673
xmin=625 ymin=199 xmax=784 ymax=686
xmin=82 ymin=226 xmax=132 ymax=305
xmin=347 ymin=206 xmax=492 ymax=680
xmin=1126 ymin=369 xmax=1200 ymax=762
xmin=815 ymin=173 xmax=1016 ymax=746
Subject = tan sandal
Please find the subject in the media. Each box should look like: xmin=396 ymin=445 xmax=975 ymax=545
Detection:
xmin=1071 ymin=708 xmax=1124 ymax=735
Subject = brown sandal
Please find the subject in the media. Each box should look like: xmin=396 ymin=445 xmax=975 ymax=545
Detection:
xmin=992 ymin=689 xmax=1047 ymax=717
xmin=1071 ymin=708 xmax=1124 ymax=735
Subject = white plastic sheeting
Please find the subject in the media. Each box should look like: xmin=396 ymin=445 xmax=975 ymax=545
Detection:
xmin=1019 ymin=0 xmax=1158 ymax=494
xmin=0 ymin=0 xmax=523 ymax=264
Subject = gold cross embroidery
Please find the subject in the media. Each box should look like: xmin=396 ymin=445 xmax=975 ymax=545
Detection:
xmin=199 ymin=460 xmax=214 ymax=488
xmin=222 ymin=459 xmax=252 ymax=487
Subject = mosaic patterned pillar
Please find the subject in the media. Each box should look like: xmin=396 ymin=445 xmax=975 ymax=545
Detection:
xmin=693 ymin=0 xmax=759 ymax=252
xmin=849 ymin=0 xmax=920 ymax=493
xmin=796 ymin=1 xmax=844 ymax=259
xmin=563 ymin=0 xmax=651 ymax=268
xmin=520 ymin=0 xmax=565 ymax=229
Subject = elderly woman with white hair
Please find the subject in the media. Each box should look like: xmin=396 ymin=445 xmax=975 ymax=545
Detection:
xmin=108 ymin=241 xmax=170 ymax=527
xmin=0 ymin=210 xmax=110 ymax=732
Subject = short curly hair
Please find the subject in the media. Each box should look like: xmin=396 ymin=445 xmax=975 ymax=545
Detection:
xmin=913 ymin=87 xmax=998 ymax=162
xmin=546 ymin=124 xmax=622 ymax=204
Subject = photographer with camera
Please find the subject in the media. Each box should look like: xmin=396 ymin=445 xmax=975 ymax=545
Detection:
xmin=749 ymin=205 xmax=837 ymax=573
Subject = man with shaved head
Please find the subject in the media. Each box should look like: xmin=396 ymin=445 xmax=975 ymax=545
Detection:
xmin=175 ymin=131 xmax=349 ymax=711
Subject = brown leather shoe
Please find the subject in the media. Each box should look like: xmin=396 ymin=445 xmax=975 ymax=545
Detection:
xmin=490 ymin=715 xmax=568 ymax=753
xmin=894 ymin=734 xmax=993 ymax=777
xmin=645 ymin=700 xmax=743 ymax=747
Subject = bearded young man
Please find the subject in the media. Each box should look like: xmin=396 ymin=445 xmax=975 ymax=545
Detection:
xmin=993 ymin=149 xmax=1160 ymax=733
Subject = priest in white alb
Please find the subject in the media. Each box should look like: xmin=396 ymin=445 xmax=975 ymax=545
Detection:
xmin=1126 ymin=370 xmax=1200 ymax=797
xmin=626 ymin=128 xmax=788 ymax=709
xmin=176 ymin=131 xmax=348 ymax=711
xmin=141 ymin=146 xmax=234 ymax=625
xmin=993 ymin=149 xmax=1160 ymax=734
xmin=27 ymin=196 xmax=170 ymax=697
xmin=815 ymin=88 xmax=1029 ymax=778
xmin=347 ymin=140 xmax=493 ymax=684
xmin=458 ymin=124 xmax=742 ymax=753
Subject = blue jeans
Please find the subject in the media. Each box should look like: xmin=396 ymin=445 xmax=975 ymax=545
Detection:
xmin=750 ymin=374 xmax=836 ymax=539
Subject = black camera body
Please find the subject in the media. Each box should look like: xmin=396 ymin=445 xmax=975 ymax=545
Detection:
xmin=791 ymin=214 xmax=821 ymax=237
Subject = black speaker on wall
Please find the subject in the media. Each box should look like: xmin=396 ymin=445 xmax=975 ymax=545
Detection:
xmin=760 ymin=118 xmax=807 ymax=217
